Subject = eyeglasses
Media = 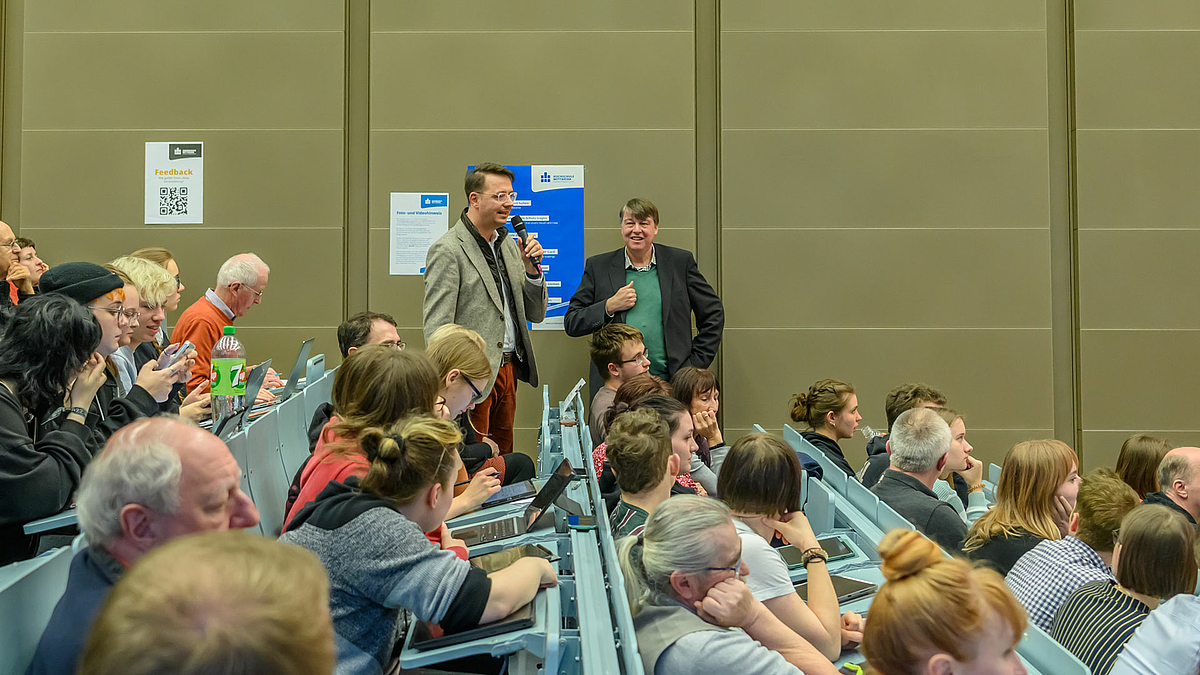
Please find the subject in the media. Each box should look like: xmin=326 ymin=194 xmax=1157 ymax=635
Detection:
xmin=378 ymin=339 xmax=405 ymax=350
xmin=619 ymin=351 xmax=650 ymax=365
xmin=88 ymin=306 xmax=133 ymax=324
xmin=241 ymin=284 xmax=264 ymax=299
xmin=0 ymin=239 xmax=18 ymax=250
xmin=486 ymin=191 xmax=517 ymax=203
xmin=464 ymin=377 xmax=486 ymax=404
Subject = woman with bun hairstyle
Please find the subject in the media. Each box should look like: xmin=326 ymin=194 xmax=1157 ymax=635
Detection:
xmin=862 ymin=529 xmax=1028 ymax=675
xmin=282 ymin=414 xmax=557 ymax=675
xmin=717 ymin=432 xmax=864 ymax=661
xmin=618 ymin=494 xmax=838 ymax=675
xmin=790 ymin=379 xmax=861 ymax=479
xmin=963 ymin=439 xmax=1079 ymax=575
xmin=426 ymin=323 xmax=534 ymax=487
xmin=592 ymin=374 xmax=708 ymax=497
xmin=284 ymin=346 xmax=498 ymax=532
xmin=1115 ymin=434 xmax=1172 ymax=500
xmin=1051 ymin=504 xmax=1197 ymax=675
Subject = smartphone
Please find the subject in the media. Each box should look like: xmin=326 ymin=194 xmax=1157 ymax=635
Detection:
xmin=778 ymin=535 xmax=856 ymax=568
xmin=156 ymin=341 xmax=194 ymax=371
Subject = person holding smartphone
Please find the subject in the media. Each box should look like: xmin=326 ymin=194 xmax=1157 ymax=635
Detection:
xmin=717 ymin=432 xmax=864 ymax=662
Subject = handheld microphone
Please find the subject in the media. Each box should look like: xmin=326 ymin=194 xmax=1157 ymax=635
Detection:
xmin=510 ymin=215 xmax=542 ymax=265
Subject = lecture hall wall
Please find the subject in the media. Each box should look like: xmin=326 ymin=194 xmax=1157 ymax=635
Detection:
xmin=1 ymin=0 xmax=1196 ymax=471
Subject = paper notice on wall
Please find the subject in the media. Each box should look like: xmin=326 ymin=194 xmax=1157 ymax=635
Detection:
xmin=145 ymin=142 xmax=203 ymax=224
xmin=390 ymin=192 xmax=450 ymax=275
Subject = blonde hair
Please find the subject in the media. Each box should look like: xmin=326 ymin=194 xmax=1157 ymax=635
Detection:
xmin=862 ymin=530 xmax=1026 ymax=675
xmin=964 ymin=440 xmax=1077 ymax=551
xmin=108 ymin=255 xmax=176 ymax=308
xmin=78 ymin=530 xmax=334 ymax=675
xmin=128 ymin=247 xmax=175 ymax=269
xmin=359 ymin=415 xmax=463 ymax=505
xmin=425 ymin=324 xmax=491 ymax=383
xmin=790 ymin=379 xmax=855 ymax=430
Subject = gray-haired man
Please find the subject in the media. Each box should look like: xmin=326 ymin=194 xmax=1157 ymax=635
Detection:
xmin=25 ymin=417 xmax=260 ymax=675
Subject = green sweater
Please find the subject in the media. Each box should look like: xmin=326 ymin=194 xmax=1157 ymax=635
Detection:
xmin=626 ymin=267 xmax=667 ymax=378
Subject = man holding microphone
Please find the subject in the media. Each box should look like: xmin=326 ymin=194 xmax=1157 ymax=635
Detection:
xmin=423 ymin=163 xmax=547 ymax=456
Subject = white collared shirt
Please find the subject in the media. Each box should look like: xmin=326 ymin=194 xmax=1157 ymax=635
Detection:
xmin=486 ymin=230 xmax=542 ymax=352
xmin=205 ymin=288 xmax=235 ymax=321
xmin=624 ymin=247 xmax=657 ymax=271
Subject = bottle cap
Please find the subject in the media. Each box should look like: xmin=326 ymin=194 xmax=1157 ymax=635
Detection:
xmin=223 ymin=326 xmax=236 ymax=335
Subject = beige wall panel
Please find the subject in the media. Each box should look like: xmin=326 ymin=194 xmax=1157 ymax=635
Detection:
xmin=23 ymin=33 xmax=343 ymax=129
xmin=370 ymin=33 xmax=692 ymax=130
xmin=1079 ymin=330 xmax=1200 ymax=431
xmin=1075 ymin=1 xmax=1200 ymax=30
xmin=1075 ymin=31 xmax=1200 ymax=130
xmin=721 ymin=130 xmax=1049 ymax=229
xmin=26 ymin=1 xmax=342 ymax=31
xmin=1081 ymin=431 xmax=1200 ymax=473
xmin=22 ymin=226 xmax=343 ymax=328
xmin=1078 ymin=231 xmax=1200 ymax=329
xmin=721 ymin=328 xmax=1054 ymax=436
xmin=723 ymin=1 xmax=1044 ymax=31
xmin=367 ymin=130 xmax=694 ymax=235
xmin=721 ymin=228 xmax=1051 ymax=329
xmin=721 ymin=31 xmax=1046 ymax=129
xmin=372 ymin=1 xmax=692 ymax=31
xmin=365 ymin=227 xmax=439 ymax=330
xmin=1076 ymin=130 xmax=1200 ymax=230
xmin=19 ymin=130 xmax=342 ymax=229
xmin=726 ymin=426 xmax=1052 ymax=479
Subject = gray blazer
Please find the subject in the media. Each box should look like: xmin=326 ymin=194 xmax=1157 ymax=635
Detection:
xmin=422 ymin=216 xmax=548 ymax=393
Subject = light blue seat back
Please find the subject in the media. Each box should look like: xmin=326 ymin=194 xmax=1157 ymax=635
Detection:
xmin=245 ymin=413 xmax=289 ymax=537
xmin=278 ymin=393 xmax=311 ymax=479
xmin=806 ymin=477 xmax=837 ymax=535
xmin=846 ymin=478 xmax=879 ymax=518
xmin=876 ymin=500 xmax=914 ymax=534
xmin=0 ymin=547 xmax=73 ymax=674
xmin=225 ymin=428 xmax=263 ymax=535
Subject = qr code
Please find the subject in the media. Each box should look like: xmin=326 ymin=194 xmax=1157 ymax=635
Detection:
xmin=159 ymin=186 xmax=189 ymax=216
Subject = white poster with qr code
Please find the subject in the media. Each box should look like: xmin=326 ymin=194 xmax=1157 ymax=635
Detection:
xmin=145 ymin=141 xmax=203 ymax=224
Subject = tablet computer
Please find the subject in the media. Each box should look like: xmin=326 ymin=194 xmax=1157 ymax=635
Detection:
xmin=468 ymin=544 xmax=559 ymax=573
xmin=409 ymin=601 xmax=535 ymax=651
xmin=794 ymin=574 xmax=876 ymax=604
xmin=778 ymin=535 xmax=855 ymax=568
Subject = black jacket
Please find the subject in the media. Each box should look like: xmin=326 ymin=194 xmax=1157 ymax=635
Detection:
xmin=871 ymin=470 xmax=968 ymax=555
xmin=1143 ymin=491 xmax=1197 ymax=525
xmin=0 ymin=385 xmax=92 ymax=564
xmin=133 ymin=342 xmax=186 ymax=414
xmin=801 ymin=431 xmax=858 ymax=481
xmin=81 ymin=370 xmax=161 ymax=453
xmin=565 ymin=244 xmax=724 ymax=379
xmin=862 ymin=435 xmax=890 ymax=487
xmin=966 ymin=528 xmax=1044 ymax=576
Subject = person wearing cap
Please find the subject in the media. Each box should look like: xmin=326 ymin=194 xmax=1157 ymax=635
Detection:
xmin=39 ymin=263 xmax=190 ymax=451
xmin=0 ymin=294 xmax=108 ymax=563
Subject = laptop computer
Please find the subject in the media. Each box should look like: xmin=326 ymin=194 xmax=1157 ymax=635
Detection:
xmin=256 ymin=337 xmax=315 ymax=408
xmin=214 ymin=359 xmax=271 ymax=440
xmin=409 ymin=601 xmax=535 ymax=651
xmin=451 ymin=459 xmax=575 ymax=547
xmin=479 ymin=458 xmax=571 ymax=510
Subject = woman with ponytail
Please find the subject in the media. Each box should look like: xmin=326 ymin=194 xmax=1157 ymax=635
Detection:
xmin=861 ymin=529 xmax=1028 ymax=675
xmin=282 ymin=414 xmax=557 ymax=675
xmin=789 ymin=378 xmax=861 ymax=479
xmin=426 ymin=323 xmax=534 ymax=488
xmin=618 ymin=495 xmax=837 ymax=675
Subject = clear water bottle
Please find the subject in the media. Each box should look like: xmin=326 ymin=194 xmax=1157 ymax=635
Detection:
xmin=210 ymin=325 xmax=247 ymax=429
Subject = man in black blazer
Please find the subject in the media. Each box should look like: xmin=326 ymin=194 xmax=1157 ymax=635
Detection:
xmin=565 ymin=198 xmax=723 ymax=380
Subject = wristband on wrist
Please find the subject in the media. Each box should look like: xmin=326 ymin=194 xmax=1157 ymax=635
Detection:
xmin=968 ymin=484 xmax=984 ymax=493
xmin=800 ymin=547 xmax=829 ymax=566
xmin=66 ymin=406 xmax=88 ymax=417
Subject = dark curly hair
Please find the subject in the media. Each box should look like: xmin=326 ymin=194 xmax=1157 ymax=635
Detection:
xmin=0 ymin=294 xmax=102 ymax=415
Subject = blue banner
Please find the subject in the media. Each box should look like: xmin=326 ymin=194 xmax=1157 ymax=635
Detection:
xmin=500 ymin=164 xmax=584 ymax=331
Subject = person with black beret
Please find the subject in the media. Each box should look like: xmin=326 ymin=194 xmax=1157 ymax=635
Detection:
xmin=40 ymin=263 xmax=191 ymax=452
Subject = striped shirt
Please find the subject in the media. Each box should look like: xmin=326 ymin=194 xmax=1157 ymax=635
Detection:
xmin=611 ymin=500 xmax=649 ymax=538
xmin=1051 ymin=579 xmax=1151 ymax=675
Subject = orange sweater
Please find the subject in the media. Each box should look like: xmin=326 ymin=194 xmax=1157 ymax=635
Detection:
xmin=170 ymin=296 xmax=232 ymax=393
